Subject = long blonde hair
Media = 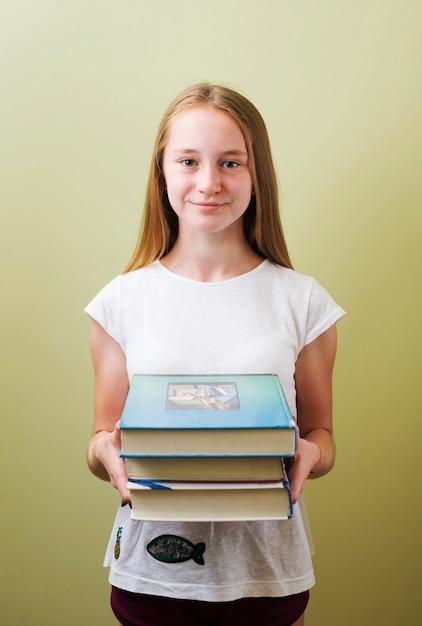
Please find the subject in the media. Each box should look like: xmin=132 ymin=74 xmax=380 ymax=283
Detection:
xmin=125 ymin=83 xmax=293 ymax=271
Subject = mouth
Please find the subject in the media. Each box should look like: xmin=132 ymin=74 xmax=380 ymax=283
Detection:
xmin=190 ymin=201 xmax=225 ymax=210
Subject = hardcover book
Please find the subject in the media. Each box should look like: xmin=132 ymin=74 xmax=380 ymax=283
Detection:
xmin=120 ymin=374 xmax=296 ymax=458
xmin=124 ymin=456 xmax=285 ymax=483
xmin=128 ymin=475 xmax=293 ymax=522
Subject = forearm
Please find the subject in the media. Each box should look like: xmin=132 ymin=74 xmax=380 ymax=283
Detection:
xmin=303 ymin=427 xmax=336 ymax=479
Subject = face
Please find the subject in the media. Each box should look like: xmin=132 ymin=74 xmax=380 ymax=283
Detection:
xmin=162 ymin=107 xmax=253 ymax=237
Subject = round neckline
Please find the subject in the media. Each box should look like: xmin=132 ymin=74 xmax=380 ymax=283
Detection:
xmin=157 ymin=258 xmax=269 ymax=285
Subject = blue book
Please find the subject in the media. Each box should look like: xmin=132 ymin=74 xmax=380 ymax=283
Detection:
xmin=120 ymin=374 xmax=296 ymax=458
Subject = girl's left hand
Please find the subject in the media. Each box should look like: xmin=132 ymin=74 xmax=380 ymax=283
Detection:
xmin=288 ymin=431 xmax=321 ymax=504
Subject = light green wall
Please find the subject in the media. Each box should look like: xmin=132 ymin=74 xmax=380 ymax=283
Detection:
xmin=1 ymin=1 xmax=420 ymax=624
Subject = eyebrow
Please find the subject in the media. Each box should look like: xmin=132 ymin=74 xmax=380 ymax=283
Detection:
xmin=171 ymin=148 xmax=248 ymax=158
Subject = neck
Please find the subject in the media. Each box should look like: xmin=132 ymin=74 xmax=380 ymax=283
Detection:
xmin=161 ymin=233 xmax=263 ymax=282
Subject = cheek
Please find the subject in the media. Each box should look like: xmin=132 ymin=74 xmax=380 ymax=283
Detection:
xmin=163 ymin=172 xmax=179 ymax=196
xmin=165 ymin=169 xmax=188 ymax=194
xmin=238 ymin=179 xmax=253 ymax=205
xmin=165 ymin=181 xmax=187 ymax=214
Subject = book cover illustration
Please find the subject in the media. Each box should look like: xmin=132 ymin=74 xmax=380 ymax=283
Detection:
xmin=165 ymin=382 xmax=240 ymax=411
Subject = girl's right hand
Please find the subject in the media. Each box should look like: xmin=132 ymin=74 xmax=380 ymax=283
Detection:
xmin=91 ymin=424 xmax=131 ymax=503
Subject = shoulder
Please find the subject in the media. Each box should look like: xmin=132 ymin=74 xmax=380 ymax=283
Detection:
xmin=84 ymin=262 xmax=164 ymax=343
xmin=114 ymin=261 xmax=163 ymax=287
xmin=93 ymin=262 xmax=163 ymax=298
xmin=262 ymin=261 xmax=319 ymax=293
xmin=84 ymin=262 xmax=162 ymax=319
xmin=265 ymin=261 xmax=341 ymax=301
xmin=263 ymin=261 xmax=345 ymax=344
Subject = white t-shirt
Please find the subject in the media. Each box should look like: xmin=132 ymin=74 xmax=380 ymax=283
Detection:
xmin=85 ymin=259 xmax=345 ymax=602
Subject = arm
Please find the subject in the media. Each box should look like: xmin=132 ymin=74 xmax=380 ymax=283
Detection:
xmin=87 ymin=320 xmax=131 ymax=502
xmin=289 ymin=324 xmax=338 ymax=503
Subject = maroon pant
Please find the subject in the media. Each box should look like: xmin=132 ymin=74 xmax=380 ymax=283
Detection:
xmin=111 ymin=587 xmax=309 ymax=626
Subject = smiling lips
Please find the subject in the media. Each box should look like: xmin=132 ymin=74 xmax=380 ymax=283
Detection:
xmin=189 ymin=201 xmax=226 ymax=210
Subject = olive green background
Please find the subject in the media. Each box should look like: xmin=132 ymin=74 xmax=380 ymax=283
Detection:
xmin=1 ymin=1 xmax=420 ymax=624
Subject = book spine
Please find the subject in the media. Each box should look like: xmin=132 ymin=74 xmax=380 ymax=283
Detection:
xmin=280 ymin=459 xmax=293 ymax=519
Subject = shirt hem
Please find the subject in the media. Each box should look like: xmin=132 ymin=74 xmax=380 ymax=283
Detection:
xmin=107 ymin=568 xmax=316 ymax=602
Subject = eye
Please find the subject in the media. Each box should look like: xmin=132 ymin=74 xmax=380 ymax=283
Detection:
xmin=182 ymin=159 xmax=196 ymax=167
xmin=222 ymin=160 xmax=239 ymax=169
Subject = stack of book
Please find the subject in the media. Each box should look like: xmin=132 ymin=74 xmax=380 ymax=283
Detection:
xmin=120 ymin=374 xmax=296 ymax=522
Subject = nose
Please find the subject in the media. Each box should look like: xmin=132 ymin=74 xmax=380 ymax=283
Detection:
xmin=197 ymin=164 xmax=221 ymax=194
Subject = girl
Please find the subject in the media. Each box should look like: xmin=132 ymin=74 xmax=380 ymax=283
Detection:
xmin=85 ymin=83 xmax=345 ymax=626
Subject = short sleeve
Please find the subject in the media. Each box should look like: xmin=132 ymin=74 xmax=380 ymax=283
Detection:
xmin=84 ymin=276 xmax=123 ymax=346
xmin=303 ymin=279 xmax=346 ymax=347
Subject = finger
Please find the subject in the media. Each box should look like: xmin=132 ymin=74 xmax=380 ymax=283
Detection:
xmin=118 ymin=466 xmax=131 ymax=503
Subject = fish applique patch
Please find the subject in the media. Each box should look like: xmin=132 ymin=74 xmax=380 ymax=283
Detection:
xmin=147 ymin=534 xmax=206 ymax=566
